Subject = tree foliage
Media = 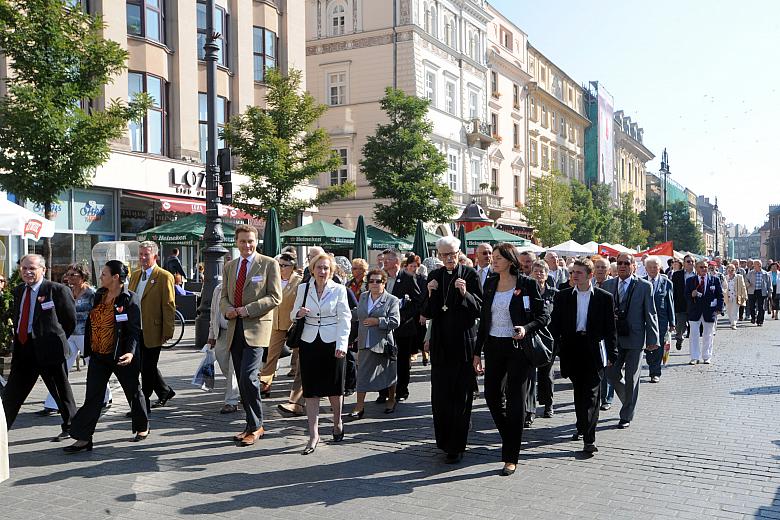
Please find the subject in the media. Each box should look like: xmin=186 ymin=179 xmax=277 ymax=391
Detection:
xmin=667 ymin=200 xmax=704 ymax=253
xmin=222 ymin=68 xmax=354 ymax=225
xmin=521 ymin=170 xmax=572 ymax=246
xmin=569 ymin=180 xmax=599 ymax=243
xmin=615 ymin=192 xmax=648 ymax=249
xmin=361 ymin=87 xmax=455 ymax=237
xmin=639 ymin=193 xmax=665 ymax=245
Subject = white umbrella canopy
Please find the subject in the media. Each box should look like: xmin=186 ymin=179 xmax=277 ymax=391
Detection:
xmin=610 ymin=243 xmax=637 ymax=254
xmin=516 ymin=243 xmax=545 ymax=253
xmin=581 ymin=241 xmax=599 ymax=254
xmin=0 ymin=198 xmax=55 ymax=240
xmin=548 ymin=239 xmax=592 ymax=257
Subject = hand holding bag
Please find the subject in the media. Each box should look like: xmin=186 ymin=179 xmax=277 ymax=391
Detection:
xmin=517 ymin=327 xmax=554 ymax=368
xmin=286 ymin=282 xmax=311 ymax=349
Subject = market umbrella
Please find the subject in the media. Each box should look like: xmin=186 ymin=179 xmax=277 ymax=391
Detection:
xmin=366 ymin=225 xmax=411 ymax=251
xmin=457 ymin=225 xmax=467 ymax=254
xmin=464 ymin=226 xmax=530 ymax=248
xmin=353 ymin=215 xmax=369 ymax=260
xmin=137 ymin=213 xmax=238 ymax=246
xmin=412 ymin=220 xmax=428 ymax=257
xmin=405 ymin=229 xmax=442 ymax=249
xmin=262 ymin=207 xmax=281 ymax=257
xmin=281 ymin=220 xmax=355 ymax=249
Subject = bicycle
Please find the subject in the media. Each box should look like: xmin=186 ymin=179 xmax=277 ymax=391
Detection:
xmin=163 ymin=309 xmax=186 ymax=349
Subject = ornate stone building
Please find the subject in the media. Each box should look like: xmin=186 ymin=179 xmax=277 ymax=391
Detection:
xmin=614 ymin=110 xmax=653 ymax=213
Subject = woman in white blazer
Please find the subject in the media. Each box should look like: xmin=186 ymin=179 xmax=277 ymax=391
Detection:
xmin=290 ymin=252 xmax=352 ymax=455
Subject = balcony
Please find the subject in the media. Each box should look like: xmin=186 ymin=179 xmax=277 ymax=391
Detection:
xmin=457 ymin=192 xmax=503 ymax=212
xmin=466 ymin=119 xmax=495 ymax=150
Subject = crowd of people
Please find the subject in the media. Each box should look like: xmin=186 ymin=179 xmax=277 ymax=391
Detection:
xmin=1 ymin=225 xmax=779 ymax=479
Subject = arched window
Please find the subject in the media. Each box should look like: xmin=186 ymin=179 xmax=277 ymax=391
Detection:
xmin=427 ymin=4 xmax=437 ymax=38
xmin=468 ymin=30 xmax=478 ymax=60
xmin=330 ymin=2 xmax=346 ymax=36
xmin=444 ymin=14 xmax=456 ymax=47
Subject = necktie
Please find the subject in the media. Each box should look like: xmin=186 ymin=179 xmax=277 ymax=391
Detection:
xmin=620 ymin=280 xmax=627 ymax=303
xmin=141 ymin=270 xmax=148 ymax=281
xmin=18 ymin=286 xmax=31 ymax=344
xmin=234 ymin=258 xmax=248 ymax=307
xmin=698 ymin=276 xmax=705 ymax=293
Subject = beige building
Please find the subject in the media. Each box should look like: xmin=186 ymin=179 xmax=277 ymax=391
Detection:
xmin=613 ymin=110 xmax=653 ymax=213
xmin=2 ymin=0 xmax=308 ymax=278
xmin=526 ymin=44 xmax=589 ymax=185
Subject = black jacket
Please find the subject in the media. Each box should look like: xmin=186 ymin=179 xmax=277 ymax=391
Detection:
xmin=387 ymin=269 xmax=423 ymax=338
xmin=671 ymin=269 xmax=693 ymax=313
xmin=84 ymin=287 xmax=141 ymax=361
xmin=12 ymin=279 xmax=76 ymax=365
xmin=550 ymin=287 xmax=618 ymax=378
xmin=475 ymin=273 xmax=550 ymax=357
xmin=163 ymin=255 xmax=187 ymax=278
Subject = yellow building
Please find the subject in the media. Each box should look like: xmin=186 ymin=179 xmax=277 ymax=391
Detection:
xmin=614 ymin=110 xmax=653 ymax=212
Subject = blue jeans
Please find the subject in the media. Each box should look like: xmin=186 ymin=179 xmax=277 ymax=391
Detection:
xmin=600 ymin=376 xmax=614 ymax=405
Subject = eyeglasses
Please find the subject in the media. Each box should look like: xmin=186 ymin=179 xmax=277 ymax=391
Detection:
xmin=480 ymin=251 xmax=491 ymax=256
xmin=616 ymin=261 xmax=632 ymax=266
xmin=439 ymin=251 xmax=458 ymax=259
xmin=685 ymin=260 xmax=694 ymax=264
xmin=368 ymin=279 xmax=384 ymax=284
xmin=278 ymin=263 xmax=294 ymax=268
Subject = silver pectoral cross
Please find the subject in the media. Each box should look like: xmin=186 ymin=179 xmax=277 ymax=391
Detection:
xmin=442 ymin=304 xmax=448 ymax=312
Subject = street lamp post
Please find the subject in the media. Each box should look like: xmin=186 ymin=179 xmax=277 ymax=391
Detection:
xmin=714 ymin=197 xmax=719 ymax=257
xmin=195 ymin=0 xmax=228 ymax=348
xmin=660 ymin=148 xmax=671 ymax=242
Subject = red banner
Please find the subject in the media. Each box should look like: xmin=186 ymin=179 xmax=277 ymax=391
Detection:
xmin=636 ymin=241 xmax=674 ymax=257
xmin=597 ymin=244 xmax=622 ymax=257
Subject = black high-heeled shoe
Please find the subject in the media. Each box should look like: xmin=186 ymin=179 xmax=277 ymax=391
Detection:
xmin=63 ymin=440 xmax=93 ymax=453
xmin=348 ymin=409 xmax=364 ymax=419
xmin=332 ymin=425 xmax=345 ymax=442
xmin=302 ymin=439 xmax=319 ymax=455
xmin=133 ymin=429 xmax=151 ymax=442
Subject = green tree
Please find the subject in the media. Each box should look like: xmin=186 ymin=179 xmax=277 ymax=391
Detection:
xmin=222 ymin=68 xmax=354 ymax=225
xmin=521 ymin=170 xmax=572 ymax=246
xmin=640 ymin=193 xmax=665 ymax=245
xmin=615 ymin=192 xmax=648 ymax=249
xmin=667 ymin=200 xmax=704 ymax=253
xmin=590 ymin=183 xmax=619 ymax=243
xmin=361 ymin=88 xmax=455 ymax=237
xmin=570 ymin=180 xmax=599 ymax=243
xmin=0 ymin=0 xmax=150 ymax=274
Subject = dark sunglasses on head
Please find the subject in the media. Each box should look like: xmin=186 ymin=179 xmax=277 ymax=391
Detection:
xmin=368 ymin=279 xmax=384 ymax=284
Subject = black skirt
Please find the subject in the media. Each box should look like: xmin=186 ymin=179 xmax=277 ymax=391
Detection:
xmin=299 ymin=333 xmax=346 ymax=398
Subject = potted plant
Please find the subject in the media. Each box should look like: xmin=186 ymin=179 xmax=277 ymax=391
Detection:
xmin=490 ymin=184 xmax=499 ymax=195
xmin=479 ymin=182 xmax=490 ymax=193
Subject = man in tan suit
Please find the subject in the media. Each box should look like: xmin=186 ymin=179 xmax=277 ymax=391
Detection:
xmin=259 ymin=251 xmax=302 ymax=394
xmin=220 ymin=224 xmax=282 ymax=446
xmin=128 ymin=241 xmax=176 ymax=413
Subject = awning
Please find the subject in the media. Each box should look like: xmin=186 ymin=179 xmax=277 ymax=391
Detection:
xmin=136 ymin=213 xmax=237 ymax=246
xmin=124 ymin=191 xmax=256 ymax=221
xmin=281 ymin=220 xmax=355 ymax=248
xmin=464 ymin=226 xmax=530 ymax=247
xmin=366 ymin=225 xmax=412 ymax=251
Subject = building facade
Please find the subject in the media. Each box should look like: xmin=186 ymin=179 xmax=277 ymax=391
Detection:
xmin=732 ymin=228 xmax=762 ymax=260
xmin=613 ymin=110 xmax=653 ymax=213
xmin=768 ymin=205 xmax=780 ymax=261
xmin=1 ymin=0 xmax=309 ymax=279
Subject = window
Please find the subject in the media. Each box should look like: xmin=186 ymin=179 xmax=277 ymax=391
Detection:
xmin=468 ymin=30 xmax=479 ymax=61
xmin=513 ymin=123 xmax=520 ymax=149
xmin=512 ymin=84 xmax=520 ymax=108
xmin=425 ymin=71 xmax=436 ymax=105
xmin=128 ymin=72 xmax=166 ymax=155
xmin=541 ymin=145 xmax=549 ymax=170
xmin=530 ymin=139 xmax=538 ymax=165
xmin=551 ymin=111 xmax=558 ymax=133
xmin=560 ymin=116 xmax=567 ymax=137
xmin=444 ymin=14 xmax=456 ymax=47
xmin=253 ymin=27 xmax=277 ymax=82
xmin=330 ymin=149 xmax=348 ymax=185
xmin=569 ymin=156 xmax=576 ymax=179
xmin=328 ymin=71 xmax=347 ymax=106
xmin=468 ymin=90 xmax=478 ymax=119
xmin=490 ymin=112 xmax=498 ymax=137
xmin=500 ymin=27 xmax=513 ymax=50
xmin=471 ymin=159 xmax=480 ymax=192
xmin=539 ymin=66 xmax=547 ymax=84
xmin=198 ymin=93 xmax=227 ymax=164
xmin=127 ymin=0 xmax=164 ymax=43
xmin=197 ymin=1 xmax=226 ymax=66
xmin=551 ymin=148 xmax=558 ymax=171
xmin=445 ymin=80 xmax=456 ymax=115
xmin=529 ymin=97 xmax=537 ymax=120
xmin=490 ymin=71 xmax=498 ymax=96
xmin=448 ymin=153 xmax=458 ymax=191
xmin=514 ymin=174 xmax=521 ymax=205
xmin=491 ymin=167 xmax=498 ymax=189
xmin=621 ymin=158 xmax=626 ymax=180
xmin=330 ymin=2 xmax=346 ymax=36
xmin=541 ymin=104 xmax=548 ymax=128
xmin=425 ymin=4 xmax=438 ymax=37
xmin=560 ymin=150 xmax=567 ymax=175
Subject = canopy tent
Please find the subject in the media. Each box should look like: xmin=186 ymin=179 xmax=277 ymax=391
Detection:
xmin=136 ymin=213 xmax=238 ymax=246
xmin=281 ymin=220 xmax=355 ymax=249
xmin=548 ymin=240 xmax=593 ymax=257
xmin=516 ymin=242 xmax=546 ymax=253
xmin=581 ymin=241 xmax=599 ymax=254
xmin=0 ymin=198 xmax=55 ymax=240
xmin=464 ymin=226 xmax=530 ymax=248
xmin=366 ymin=225 xmax=411 ymax=251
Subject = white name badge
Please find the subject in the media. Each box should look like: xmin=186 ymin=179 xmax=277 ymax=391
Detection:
xmin=710 ymin=300 xmax=717 ymax=308
xmin=251 ymin=275 xmax=264 ymax=283
xmin=522 ymin=296 xmax=531 ymax=310
xmin=41 ymin=301 xmax=55 ymax=310
xmin=116 ymin=314 xmax=129 ymax=322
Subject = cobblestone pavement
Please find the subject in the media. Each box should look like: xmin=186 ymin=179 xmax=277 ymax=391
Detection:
xmin=2 ymin=316 xmax=780 ymax=520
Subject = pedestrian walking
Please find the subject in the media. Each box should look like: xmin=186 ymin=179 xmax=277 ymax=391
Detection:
xmin=745 ymin=260 xmax=770 ymax=326
xmin=643 ymin=256 xmax=675 ymax=383
xmin=163 ymin=247 xmax=187 ymax=279
xmin=671 ymin=255 xmax=696 ymax=349
xmin=685 ymin=260 xmax=724 ymax=364
xmin=591 ymin=255 xmax=614 ymax=410
xmin=206 ymin=283 xmax=240 ymax=414
xmin=723 ymin=265 xmax=747 ymax=329
xmin=768 ymin=262 xmax=779 ymax=320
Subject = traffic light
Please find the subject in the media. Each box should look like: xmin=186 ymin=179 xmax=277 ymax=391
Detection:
xmin=218 ymin=147 xmax=232 ymax=203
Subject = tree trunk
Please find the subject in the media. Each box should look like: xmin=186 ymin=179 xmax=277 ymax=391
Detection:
xmin=43 ymin=201 xmax=53 ymax=280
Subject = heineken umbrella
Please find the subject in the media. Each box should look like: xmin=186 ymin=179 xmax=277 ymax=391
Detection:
xmin=464 ymin=226 xmax=530 ymax=248
xmin=281 ymin=220 xmax=355 ymax=249
xmin=353 ymin=215 xmax=369 ymax=260
xmin=457 ymin=225 xmax=467 ymax=254
xmin=262 ymin=207 xmax=281 ymax=257
xmin=366 ymin=225 xmax=411 ymax=251
xmin=405 ymin=229 xmax=442 ymax=248
xmin=136 ymin=213 xmax=237 ymax=246
xmin=412 ymin=220 xmax=428 ymax=257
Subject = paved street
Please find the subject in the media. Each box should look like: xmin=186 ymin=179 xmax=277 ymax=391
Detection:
xmin=2 ymin=318 xmax=780 ymax=520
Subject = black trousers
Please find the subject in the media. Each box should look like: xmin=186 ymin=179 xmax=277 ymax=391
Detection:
xmin=536 ymin=350 xmax=556 ymax=407
xmin=70 ymin=353 xmax=148 ymax=440
xmin=748 ymin=291 xmax=766 ymax=324
xmin=431 ymin=360 xmax=475 ymax=455
xmin=344 ymin=349 xmax=357 ymax=393
xmin=379 ymin=334 xmax=414 ymax=399
xmin=2 ymin=341 xmax=77 ymax=432
xmin=483 ymin=337 xmax=532 ymax=464
xmin=139 ymin=335 xmax=172 ymax=410
xmin=570 ymin=366 xmax=602 ymax=444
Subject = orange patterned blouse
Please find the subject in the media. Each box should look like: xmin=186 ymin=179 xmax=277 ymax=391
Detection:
xmin=89 ymin=297 xmax=116 ymax=355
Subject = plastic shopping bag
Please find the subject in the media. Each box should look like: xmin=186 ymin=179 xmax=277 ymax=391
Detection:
xmin=192 ymin=345 xmax=216 ymax=391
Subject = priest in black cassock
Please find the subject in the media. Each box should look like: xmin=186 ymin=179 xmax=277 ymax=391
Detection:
xmin=423 ymin=236 xmax=482 ymax=464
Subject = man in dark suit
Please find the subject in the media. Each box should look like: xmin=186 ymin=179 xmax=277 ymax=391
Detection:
xmin=2 ymin=254 xmax=77 ymax=440
xmin=684 ymin=260 xmax=724 ymax=364
xmin=474 ymin=243 xmax=493 ymax=289
xmin=644 ymin=256 xmax=675 ymax=382
xmin=671 ymin=255 xmax=696 ymax=350
xmin=551 ymin=258 xmax=617 ymax=453
xmin=380 ymin=249 xmax=422 ymax=402
xmin=163 ymin=248 xmax=187 ymax=279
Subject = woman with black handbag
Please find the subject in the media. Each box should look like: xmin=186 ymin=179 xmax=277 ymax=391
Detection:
xmin=473 ymin=243 xmax=550 ymax=476
xmin=349 ymin=270 xmax=401 ymax=418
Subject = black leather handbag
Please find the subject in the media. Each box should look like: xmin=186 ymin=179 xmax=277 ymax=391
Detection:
xmin=518 ymin=327 xmax=554 ymax=368
xmin=286 ymin=282 xmax=310 ymax=349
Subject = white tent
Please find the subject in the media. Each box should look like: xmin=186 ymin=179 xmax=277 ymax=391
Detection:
xmin=0 ymin=198 xmax=55 ymax=240
xmin=548 ymin=240 xmax=593 ymax=257
xmin=516 ymin=243 xmax=545 ymax=253
xmin=581 ymin=241 xmax=599 ymax=254
xmin=610 ymin=243 xmax=637 ymax=254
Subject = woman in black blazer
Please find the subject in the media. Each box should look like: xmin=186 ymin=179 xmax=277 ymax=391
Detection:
xmin=65 ymin=261 xmax=148 ymax=453
xmin=473 ymin=243 xmax=550 ymax=476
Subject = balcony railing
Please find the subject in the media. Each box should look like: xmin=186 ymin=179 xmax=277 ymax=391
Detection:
xmin=458 ymin=192 xmax=503 ymax=211
xmin=466 ymin=118 xmax=495 ymax=150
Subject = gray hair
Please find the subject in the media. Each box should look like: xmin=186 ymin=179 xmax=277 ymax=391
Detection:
xmin=20 ymin=254 xmax=45 ymax=268
xmin=138 ymin=241 xmax=159 ymax=255
xmin=476 ymin=243 xmax=492 ymax=251
xmin=518 ymin=250 xmax=537 ymax=261
xmin=644 ymin=255 xmax=662 ymax=268
xmin=307 ymin=246 xmax=325 ymax=260
xmin=436 ymin=235 xmax=461 ymax=252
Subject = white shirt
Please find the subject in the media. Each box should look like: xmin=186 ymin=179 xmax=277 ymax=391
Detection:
xmin=489 ymin=289 xmax=515 ymax=337
xmin=18 ymin=279 xmax=44 ymax=335
xmin=574 ymin=286 xmax=592 ymax=332
xmin=235 ymin=254 xmax=255 ymax=278
xmin=133 ymin=266 xmax=154 ymax=328
xmin=477 ymin=266 xmax=490 ymax=287
xmin=385 ymin=268 xmax=399 ymax=293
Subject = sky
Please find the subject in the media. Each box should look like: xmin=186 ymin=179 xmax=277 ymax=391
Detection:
xmin=491 ymin=0 xmax=780 ymax=230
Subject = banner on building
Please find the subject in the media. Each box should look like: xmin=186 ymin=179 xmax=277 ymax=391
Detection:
xmin=597 ymin=84 xmax=614 ymax=186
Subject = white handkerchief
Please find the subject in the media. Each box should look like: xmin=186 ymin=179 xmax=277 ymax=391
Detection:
xmin=599 ymin=340 xmax=608 ymax=367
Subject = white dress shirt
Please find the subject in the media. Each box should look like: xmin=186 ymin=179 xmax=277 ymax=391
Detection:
xmin=18 ymin=279 xmax=44 ymax=335
xmin=574 ymin=286 xmax=592 ymax=332
xmin=133 ymin=266 xmax=154 ymax=328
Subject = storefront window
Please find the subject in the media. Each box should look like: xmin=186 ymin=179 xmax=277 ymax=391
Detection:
xmin=25 ymin=191 xmax=71 ymax=230
xmin=72 ymin=189 xmax=114 ymax=233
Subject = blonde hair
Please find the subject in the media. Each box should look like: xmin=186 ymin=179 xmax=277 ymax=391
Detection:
xmin=351 ymin=258 xmax=368 ymax=271
xmin=309 ymin=253 xmax=336 ymax=280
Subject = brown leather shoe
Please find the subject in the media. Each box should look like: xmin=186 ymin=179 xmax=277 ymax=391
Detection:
xmin=233 ymin=430 xmax=249 ymax=442
xmin=239 ymin=427 xmax=265 ymax=446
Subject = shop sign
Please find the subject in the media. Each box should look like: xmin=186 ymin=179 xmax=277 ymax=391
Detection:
xmin=25 ymin=190 xmax=71 ymax=231
xmin=169 ymin=168 xmax=206 ymax=197
xmin=73 ymin=189 xmax=114 ymax=233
